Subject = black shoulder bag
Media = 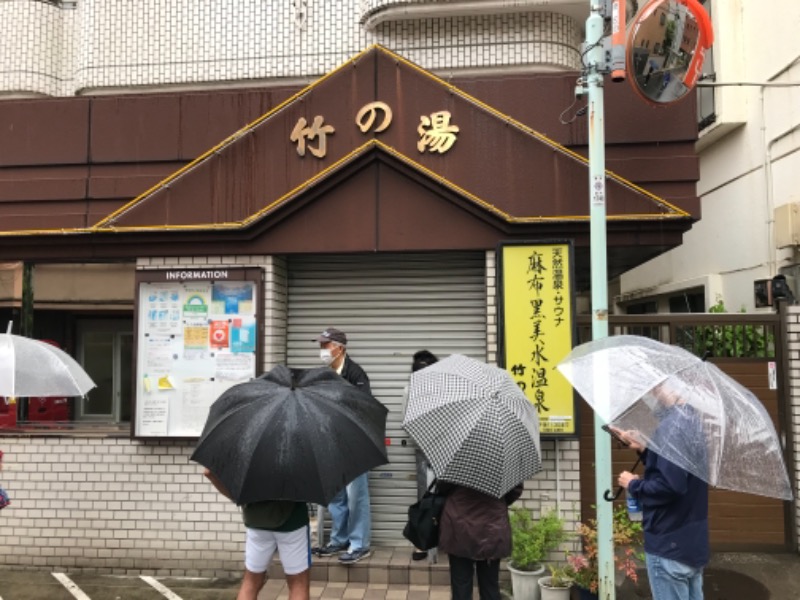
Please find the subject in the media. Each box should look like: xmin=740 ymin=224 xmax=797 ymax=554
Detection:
xmin=402 ymin=479 xmax=447 ymax=551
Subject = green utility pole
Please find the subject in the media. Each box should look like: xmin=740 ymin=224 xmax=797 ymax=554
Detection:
xmin=584 ymin=2 xmax=615 ymax=598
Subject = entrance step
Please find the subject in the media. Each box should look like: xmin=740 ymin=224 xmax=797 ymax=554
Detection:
xmin=267 ymin=548 xmax=513 ymax=587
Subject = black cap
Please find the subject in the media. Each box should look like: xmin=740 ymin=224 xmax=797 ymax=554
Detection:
xmin=313 ymin=327 xmax=347 ymax=345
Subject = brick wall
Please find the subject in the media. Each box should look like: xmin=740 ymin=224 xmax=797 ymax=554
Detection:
xmin=0 ymin=250 xmax=581 ymax=573
xmin=786 ymin=305 xmax=800 ymax=547
xmin=0 ymin=0 xmax=581 ymax=97
xmin=0 ymin=254 xmax=290 ymax=575
xmin=0 ymin=436 xmax=242 ymax=576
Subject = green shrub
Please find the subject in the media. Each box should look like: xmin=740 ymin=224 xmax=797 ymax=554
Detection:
xmin=509 ymin=508 xmax=567 ymax=572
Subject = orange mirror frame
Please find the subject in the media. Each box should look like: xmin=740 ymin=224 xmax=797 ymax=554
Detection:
xmin=626 ymin=0 xmax=714 ymax=105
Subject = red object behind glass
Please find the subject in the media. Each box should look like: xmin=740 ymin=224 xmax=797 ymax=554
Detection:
xmin=25 ymin=339 xmax=71 ymax=424
xmin=0 ymin=396 xmax=15 ymax=429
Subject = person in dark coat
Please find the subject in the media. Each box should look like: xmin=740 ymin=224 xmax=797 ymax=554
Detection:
xmin=311 ymin=327 xmax=374 ymax=565
xmin=437 ymin=482 xmax=524 ymax=600
xmin=402 ymin=349 xmax=440 ymax=562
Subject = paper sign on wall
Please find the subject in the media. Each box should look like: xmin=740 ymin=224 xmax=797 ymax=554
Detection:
xmin=134 ymin=270 xmax=260 ymax=438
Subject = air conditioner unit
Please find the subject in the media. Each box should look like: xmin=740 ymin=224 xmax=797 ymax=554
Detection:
xmin=775 ymin=202 xmax=800 ymax=248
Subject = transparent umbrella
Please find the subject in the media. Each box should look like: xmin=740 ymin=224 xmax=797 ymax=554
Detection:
xmin=557 ymin=335 xmax=792 ymax=501
xmin=0 ymin=329 xmax=95 ymax=397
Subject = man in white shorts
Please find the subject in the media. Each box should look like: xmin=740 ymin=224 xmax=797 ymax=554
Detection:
xmin=204 ymin=469 xmax=311 ymax=600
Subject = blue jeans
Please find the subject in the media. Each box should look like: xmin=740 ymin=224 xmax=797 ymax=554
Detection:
xmin=646 ymin=553 xmax=704 ymax=600
xmin=327 ymin=472 xmax=371 ymax=551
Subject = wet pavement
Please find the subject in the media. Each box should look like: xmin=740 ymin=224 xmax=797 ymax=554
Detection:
xmin=0 ymin=552 xmax=798 ymax=599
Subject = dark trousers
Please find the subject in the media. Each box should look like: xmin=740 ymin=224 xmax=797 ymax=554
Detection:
xmin=448 ymin=554 xmax=501 ymax=600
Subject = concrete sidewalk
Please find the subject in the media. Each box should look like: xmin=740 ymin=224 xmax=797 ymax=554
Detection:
xmin=704 ymin=552 xmax=800 ymax=600
xmin=257 ymin=551 xmax=800 ymax=600
xmin=257 ymin=581 xmax=451 ymax=599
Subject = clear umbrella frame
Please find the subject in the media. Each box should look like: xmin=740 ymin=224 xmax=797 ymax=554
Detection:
xmin=0 ymin=332 xmax=95 ymax=398
xmin=557 ymin=335 xmax=792 ymax=501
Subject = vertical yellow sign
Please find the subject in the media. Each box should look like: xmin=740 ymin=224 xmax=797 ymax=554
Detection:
xmin=500 ymin=243 xmax=575 ymax=436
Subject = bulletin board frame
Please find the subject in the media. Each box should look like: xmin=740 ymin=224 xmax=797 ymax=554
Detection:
xmin=496 ymin=240 xmax=579 ymax=439
xmin=131 ymin=267 xmax=263 ymax=440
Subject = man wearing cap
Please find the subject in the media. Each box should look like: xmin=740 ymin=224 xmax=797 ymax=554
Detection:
xmin=312 ymin=327 xmax=373 ymax=564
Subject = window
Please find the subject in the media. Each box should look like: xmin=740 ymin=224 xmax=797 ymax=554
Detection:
xmin=668 ymin=290 xmax=705 ymax=313
xmin=0 ymin=314 xmax=133 ymax=431
xmin=626 ymin=301 xmax=658 ymax=314
xmin=77 ymin=319 xmax=133 ymax=423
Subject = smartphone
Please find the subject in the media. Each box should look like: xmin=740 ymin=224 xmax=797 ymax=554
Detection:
xmin=601 ymin=424 xmax=629 ymax=446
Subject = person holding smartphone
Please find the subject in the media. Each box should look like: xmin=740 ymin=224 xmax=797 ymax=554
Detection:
xmin=613 ymin=382 xmax=709 ymax=600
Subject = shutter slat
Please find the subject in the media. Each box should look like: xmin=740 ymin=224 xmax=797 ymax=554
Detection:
xmin=287 ymin=252 xmax=486 ymax=545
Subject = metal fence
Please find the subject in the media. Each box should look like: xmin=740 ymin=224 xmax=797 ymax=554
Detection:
xmin=576 ymin=313 xmax=781 ymax=359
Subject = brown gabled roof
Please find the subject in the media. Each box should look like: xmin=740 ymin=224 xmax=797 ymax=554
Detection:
xmin=0 ymin=46 xmax=699 ymax=285
xmin=86 ymin=45 xmax=688 ymax=234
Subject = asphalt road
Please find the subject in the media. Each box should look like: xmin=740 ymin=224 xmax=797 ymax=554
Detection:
xmin=0 ymin=571 xmax=239 ymax=600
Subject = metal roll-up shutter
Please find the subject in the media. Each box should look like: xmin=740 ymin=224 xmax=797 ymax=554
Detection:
xmin=286 ymin=252 xmax=487 ymax=545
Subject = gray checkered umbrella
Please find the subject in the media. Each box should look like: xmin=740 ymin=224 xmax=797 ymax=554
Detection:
xmin=403 ymin=354 xmax=542 ymax=498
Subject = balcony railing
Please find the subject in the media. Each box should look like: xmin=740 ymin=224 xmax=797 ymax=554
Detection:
xmin=360 ymin=0 xmax=589 ymax=29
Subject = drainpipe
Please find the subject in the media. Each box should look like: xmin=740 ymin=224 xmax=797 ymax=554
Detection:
xmin=762 ymin=54 xmax=800 ymax=276
xmin=361 ymin=0 xmax=562 ymax=29
xmin=697 ymin=54 xmax=800 ymax=279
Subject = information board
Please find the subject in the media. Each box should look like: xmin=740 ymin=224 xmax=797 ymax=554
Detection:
xmin=133 ymin=268 xmax=261 ymax=438
xmin=497 ymin=242 xmax=577 ymax=437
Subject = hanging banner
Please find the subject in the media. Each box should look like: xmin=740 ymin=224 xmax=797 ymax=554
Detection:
xmin=497 ymin=242 xmax=577 ymax=437
xmin=133 ymin=268 xmax=261 ymax=438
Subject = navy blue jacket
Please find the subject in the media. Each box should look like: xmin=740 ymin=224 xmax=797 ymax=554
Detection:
xmin=628 ymin=447 xmax=709 ymax=568
xmin=341 ymin=355 xmax=371 ymax=394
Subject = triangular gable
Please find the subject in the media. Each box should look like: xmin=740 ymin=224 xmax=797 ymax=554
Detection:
xmin=91 ymin=45 xmax=688 ymax=233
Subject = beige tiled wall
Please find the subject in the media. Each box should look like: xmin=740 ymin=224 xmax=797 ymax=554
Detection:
xmin=0 ymin=1 xmax=581 ymax=97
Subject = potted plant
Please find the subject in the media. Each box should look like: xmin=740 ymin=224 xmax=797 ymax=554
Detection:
xmin=508 ymin=508 xmax=568 ymax=600
xmin=538 ymin=564 xmax=573 ymax=600
xmin=565 ymin=506 xmax=644 ymax=600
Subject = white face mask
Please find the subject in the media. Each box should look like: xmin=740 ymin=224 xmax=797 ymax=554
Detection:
xmin=320 ymin=348 xmax=336 ymax=366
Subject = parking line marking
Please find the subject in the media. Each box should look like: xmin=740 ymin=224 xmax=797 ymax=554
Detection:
xmin=140 ymin=575 xmax=183 ymax=600
xmin=52 ymin=573 xmax=91 ymax=600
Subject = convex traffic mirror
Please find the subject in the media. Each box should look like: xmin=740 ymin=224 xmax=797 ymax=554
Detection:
xmin=626 ymin=0 xmax=713 ymax=105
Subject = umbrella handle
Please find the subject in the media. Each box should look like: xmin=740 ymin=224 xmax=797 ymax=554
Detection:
xmin=604 ymin=455 xmax=643 ymax=502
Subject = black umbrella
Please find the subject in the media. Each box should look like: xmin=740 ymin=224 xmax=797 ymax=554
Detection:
xmin=191 ymin=365 xmax=388 ymax=505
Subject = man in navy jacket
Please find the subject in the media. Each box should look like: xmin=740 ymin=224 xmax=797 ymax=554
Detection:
xmin=311 ymin=327 xmax=374 ymax=565
xmin=616 ymin=382 xmax=709 ymax=600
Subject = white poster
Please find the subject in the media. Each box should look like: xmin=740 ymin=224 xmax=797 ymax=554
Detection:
xmin=135 ymin=273 xmax=258 ymax=437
